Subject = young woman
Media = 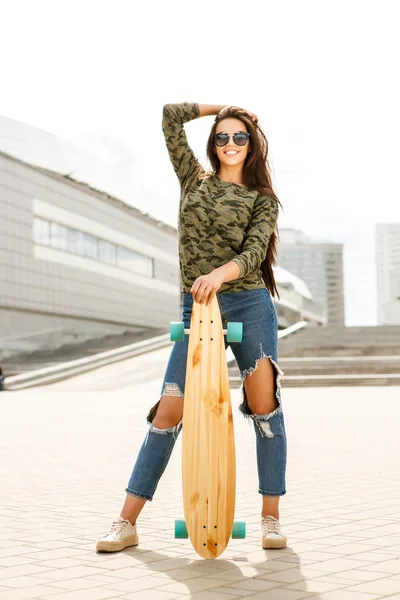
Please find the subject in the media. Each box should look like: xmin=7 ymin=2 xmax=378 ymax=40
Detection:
xmin=96 ymin=103 xmax=288 ymax=552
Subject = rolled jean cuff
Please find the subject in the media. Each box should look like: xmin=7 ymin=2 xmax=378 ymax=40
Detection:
xmin=125 ymin=488 xmax=153 ymax=502
xmin=259 ymin=489 xmax=286 ymax=497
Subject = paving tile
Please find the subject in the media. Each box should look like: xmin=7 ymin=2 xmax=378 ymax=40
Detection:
xmin=30 ymin=566 xmax=107 ymax=581
xmin=344 ymin=576 xmax=400 ymax=595
xmin=234 ymin=589 xmax=315 ymax=599
xmin=0 ymin=564 xmax=54 ymax=579
xmin=228 ymin=577 xmax=283 ymax=592
xmin=33 ymin=590 xmax=121 ymax=600
xmin=360 ymin=559 xmax=400 ymax=574
xmin=285 ymin=579 xmax=346 ymax=593
xmin=30 ymin=558 xmax=86 ymax=569
xmin=0 ymin=556 xmax=37 ymax=567
xmin=116 ymin=591 xmax=183 ymax=600
xmin=300 ymin=592 xmax=382 ymax=599
xmin=171 ymin=592 xmax=239 ymax=600
xmin=299 ymin=558 xmax=372 ymax=573
xmin=148 ymin=567 xmax=208 ymax=581
xmin=0 ymin=576 xmax=56 ymax=588
xmin=45 ymin=577 xmax=115 ymax=591
xmin=262 ymin=567 xmax=330 ymax=584
xmin=211 ymin=586 xmax=256 ymax=596
xmin=0 ymin=547 xmax=40 ymax=559
xmin=326 ymin=569 xmax=390 ymax=581
xmin=345 ymin=551 xmax=398 ymax=563
xmin=316 ymin=575 xmax=373 ymax=585
xmin=0 ymin=586 xmax=67 ymax=600
xmin=101 ymin=573 xmax=201 ymax=593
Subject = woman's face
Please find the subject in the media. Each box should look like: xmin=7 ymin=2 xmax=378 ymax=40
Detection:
xmin=214 ymin=117 xmax=250 ymax=168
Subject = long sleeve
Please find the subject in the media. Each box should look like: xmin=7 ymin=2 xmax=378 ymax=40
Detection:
xmin=231 ymin=195 xmax=279 ymax=279
xmin=162 ymin=102 xmax=204 ymax=187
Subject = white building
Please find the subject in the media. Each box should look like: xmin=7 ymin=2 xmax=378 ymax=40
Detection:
xmin=273 ymin=266 xmax=326 ymax=328
xmin=0 ymin=116 xmax=181 ymax=360
xmin=277 ymin=229 xmax=345 ymax=326
xmin=376 ymin=222 xmax=400 ymax=324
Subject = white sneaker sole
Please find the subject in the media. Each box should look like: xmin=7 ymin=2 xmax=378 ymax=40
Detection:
xmin=262 ymin=536 xmax=287 ymax=549
xmin=96 ymin=534 xmax=138 ymax=553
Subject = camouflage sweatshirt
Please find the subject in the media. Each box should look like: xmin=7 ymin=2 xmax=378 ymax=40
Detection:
xmin=162 ymin=102 xmax=279 ymax=294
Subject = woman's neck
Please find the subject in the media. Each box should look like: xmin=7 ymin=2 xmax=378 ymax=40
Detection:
xmin=217 ymin=165 xmax=244 ymax=186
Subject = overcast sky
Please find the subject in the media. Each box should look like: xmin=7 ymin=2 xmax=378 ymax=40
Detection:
xmin=1 ymin=0 xmax=399 ymax=326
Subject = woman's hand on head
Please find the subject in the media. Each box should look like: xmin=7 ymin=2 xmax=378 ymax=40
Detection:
xmin=190 ymin=271 xmax=224 ymax=306
xmin=217 ymin=106 xmax=258 ymax=124
xmin=246 ymin=110 xmax=258 ymax=123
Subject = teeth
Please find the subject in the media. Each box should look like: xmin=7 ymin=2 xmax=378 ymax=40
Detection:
xmin=225 ymin=151 xmax=238 ymax=155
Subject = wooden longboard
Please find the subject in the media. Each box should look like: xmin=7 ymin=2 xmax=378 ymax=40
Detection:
xmin=182 ymin=295 xmax=236 ymax=559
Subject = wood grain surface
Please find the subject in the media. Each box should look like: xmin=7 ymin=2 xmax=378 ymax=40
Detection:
xmin=182 ymin=295 xmax=236 ymax=559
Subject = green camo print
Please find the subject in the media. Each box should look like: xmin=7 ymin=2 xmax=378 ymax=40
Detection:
xmin=162 ymin=102 xmax=279 ymax=294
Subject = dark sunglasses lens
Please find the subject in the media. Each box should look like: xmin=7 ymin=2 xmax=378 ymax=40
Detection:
xmin=215 ymin=134 xmax=228 ymax=147
xmin=233 ymin=133 xmax=249 ymax=146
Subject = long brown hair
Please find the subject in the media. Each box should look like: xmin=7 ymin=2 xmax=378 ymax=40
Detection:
xmin=204 ymin=106 xmax=281 ymax=298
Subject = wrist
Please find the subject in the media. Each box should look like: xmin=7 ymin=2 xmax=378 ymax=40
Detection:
xmin=213 ymin=261 xmax=241 ymax=284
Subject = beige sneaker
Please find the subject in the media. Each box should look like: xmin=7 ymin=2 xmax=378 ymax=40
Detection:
xmin=261 ymin=515 xmax=287 ymax=549
xmin=96 ymin=517 xmax=139 ymax=552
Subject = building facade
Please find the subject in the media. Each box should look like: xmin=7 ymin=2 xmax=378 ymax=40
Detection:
xmin=0 ymin=151 xmax=180 ymax=359
xmin=376 ymin=222 xmax=400 ymax=324
xmin=277 ymin=229 xmax=345 ymax=326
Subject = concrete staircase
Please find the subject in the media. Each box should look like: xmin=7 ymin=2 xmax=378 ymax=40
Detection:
xmin=0 ymin=327 xmax=167 ymax=378
xmin=228 ymin=325 xmax=400 ymax=387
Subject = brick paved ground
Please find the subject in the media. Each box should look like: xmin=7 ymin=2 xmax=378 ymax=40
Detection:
xmin=1 ymin=346 xmax=400 ymax=600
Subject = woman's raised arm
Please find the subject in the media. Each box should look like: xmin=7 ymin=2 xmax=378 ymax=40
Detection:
xmin=162 ymin=103 xmax=227 ymax=187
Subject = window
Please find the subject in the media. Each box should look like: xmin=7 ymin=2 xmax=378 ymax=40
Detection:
xmin=83 ymin=233 xmax=98 ymax=260
xmin=33 ymin=217 xmax=153 ymax=278
xmin=33 ymin=218 xmax=50 ymax=245
xmin=117 ymin=246 xmax=153 ymax=276
xmin=117 ymin=246 xmax=132 ymax=270
xmin=98 ymin=239 xmax=117 ymax=264
xmin=50 ymin=223 xmax=69 ymax=251
xmin=67 ymin=229 xmax=85 ymax=256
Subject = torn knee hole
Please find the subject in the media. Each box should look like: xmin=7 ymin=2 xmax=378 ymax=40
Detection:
xmin=147 ymin=383 xmax=183 ymax=423
xmin=145 ymin=419 xmax=182 ymax=444
xmin=239 ymin=350 xmax=284 ymax=421
xmin=162 ymin=383 xmax=183 ymax=397
xmin=149 ymin=421 xmax=181 ymax=433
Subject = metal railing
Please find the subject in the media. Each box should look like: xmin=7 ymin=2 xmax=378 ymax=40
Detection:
xmin=2 ymin=321 xmax=308 ymax=392
xmin=2 ymin=333 xmax=171 ymax=391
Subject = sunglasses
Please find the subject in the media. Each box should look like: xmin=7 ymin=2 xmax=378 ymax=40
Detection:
xmin=214 ymin=132 xmax=250 ymax=147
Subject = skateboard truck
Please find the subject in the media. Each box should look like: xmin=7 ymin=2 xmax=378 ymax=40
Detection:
xmin=170 ymin=321 xmax=243 ymax=343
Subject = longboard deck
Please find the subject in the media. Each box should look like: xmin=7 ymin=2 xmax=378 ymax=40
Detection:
xmin=182 ymin=295 xmax=236 ymax=559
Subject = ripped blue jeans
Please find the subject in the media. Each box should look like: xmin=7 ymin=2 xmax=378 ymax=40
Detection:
xmin=126 ymin=288 xmax=287 ymax=501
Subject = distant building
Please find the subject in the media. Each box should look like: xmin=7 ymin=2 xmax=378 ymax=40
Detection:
xmin=277 ymin=229 xmax=345 ymax=326
xmin=273 ymin=266 xmax=326 ymax=328
xmin=376 ymin=222 xmax=400 ymax=324
xmin=278 ymin=229 xmax=310 ymax=245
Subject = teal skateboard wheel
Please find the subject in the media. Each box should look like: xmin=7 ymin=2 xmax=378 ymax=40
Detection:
xmin=170 ymin=322 xmax=185 ymax=342
xmin=174 ymin=519 xmax=188 ymax=538
xmin=226 ymin=322 xmax=243 ymax=343
xmin=231 ymin=521 xmax=246 ymax=539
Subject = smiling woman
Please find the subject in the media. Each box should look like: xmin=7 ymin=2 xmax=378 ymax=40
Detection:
xmin=96 ymin=101 xmax=288 ymax=555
